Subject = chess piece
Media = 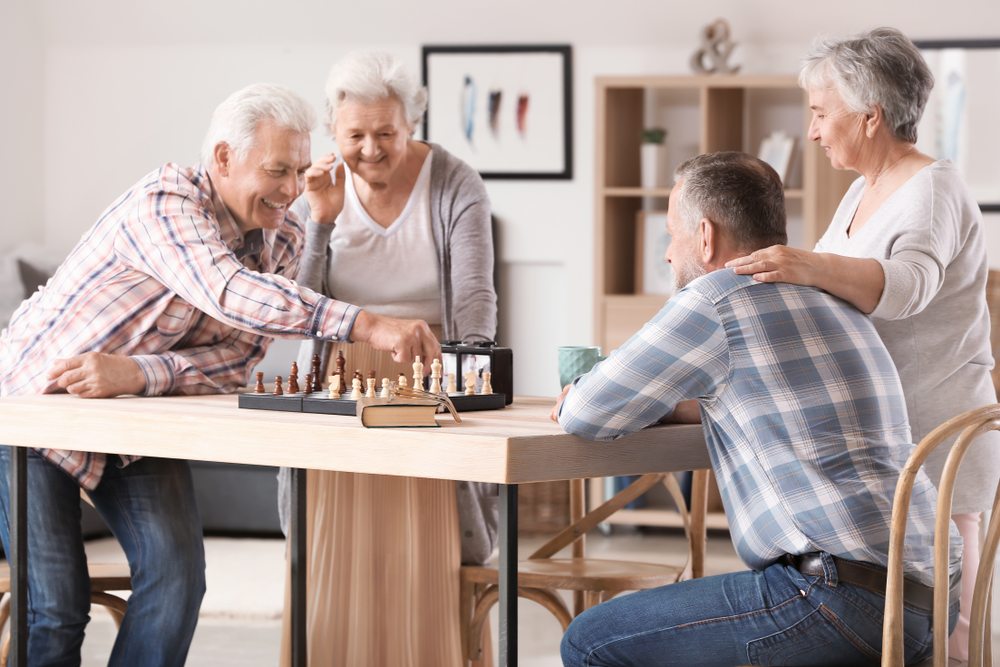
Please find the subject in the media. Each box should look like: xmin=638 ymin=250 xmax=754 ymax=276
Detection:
xmin=398 ymin=373 xmax=408 ymax=389
xmin=254 ymin=372 xmax=265 ymax=394
xmin=274 ymin=376 xmax=283 ymax=396
xmin=288 ymin=362 xmax=299 ymax=394
xmin=366 ymin=371 xmax=376 ymax=398
xmin=412 ymin=355 xmax=424 ymax=390
xmin=335 ymin=351 xmax=346 ymax=391
xmin=304 ymin=373 xmax=313 ymax=395
xmin=430 ymin=358 xmax=443 ymax=394
xmin=381 ymin=378 xmax=390 ymax=398
xmin=311 ymin=353 xmax=323 ymax=392
xmin=446 ymin=373 xmax=457 ymax=394
xmin=464 ymin=371 xmax=476 ymax=395
xmin=481 ymin=371 xmax=493 ymax=395
xmin=350 ymin=377 xmax=362 ymax=400
xmin=328 ymin=374 xmax=341 ymax=400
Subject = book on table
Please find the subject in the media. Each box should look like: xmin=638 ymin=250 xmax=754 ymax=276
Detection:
xmin=355 ymin=397 xmax=441 ymax=428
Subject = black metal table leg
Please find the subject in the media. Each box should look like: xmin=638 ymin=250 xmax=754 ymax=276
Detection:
xmin=499 ymin=484 xmax=518 ymax=667
xmin=10 ymin=445 xmax=27 ymax=667
xmin=290 ymin=467 xmax=307 ymax=667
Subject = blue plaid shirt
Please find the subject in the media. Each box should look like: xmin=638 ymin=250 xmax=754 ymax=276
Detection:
xmin=560 ymin=270 xmax=960 ymax=586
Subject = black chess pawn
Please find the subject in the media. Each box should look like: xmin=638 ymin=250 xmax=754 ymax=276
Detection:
xmin=304 ymin=373 xmax=313 ymax=395
xmin=254 ymin=372 xmax=265 ymax=394
xmin=273 ymin=376 xmax=283 ymax=396
xmin=288 ymin=362 xmax=299 ymax=394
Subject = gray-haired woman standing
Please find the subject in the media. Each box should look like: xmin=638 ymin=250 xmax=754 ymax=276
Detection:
xmin=277 ymin=51 xmax=498 ymax=667
xmin=728 ymin=27 xmax=998 ymax=660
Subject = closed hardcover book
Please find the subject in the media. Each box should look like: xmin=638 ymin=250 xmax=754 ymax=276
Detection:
xmin=356 ymin=398 xmax=440 ymax=428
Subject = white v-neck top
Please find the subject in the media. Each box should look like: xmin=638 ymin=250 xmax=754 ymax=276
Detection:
xmin=815 ymin=159 xmax=999 ymax=512
xmin=326 ymin=152 xmax=441 ymax=323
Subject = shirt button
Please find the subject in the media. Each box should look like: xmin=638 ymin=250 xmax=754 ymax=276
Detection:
xmin=315 ymin=331 xmax=323 ymax=337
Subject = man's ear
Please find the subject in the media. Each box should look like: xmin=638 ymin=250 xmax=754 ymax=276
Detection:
xmin=864 ymin=105 xmax=883 ymax=139
xmin=213 ymin=142 xmax=232 ymax=177
xmin=699 ymin=218 xmax=716 ymax=264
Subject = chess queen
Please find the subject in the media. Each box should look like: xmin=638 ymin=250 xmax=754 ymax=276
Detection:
xmin=277 ymin=51 xmax=499 ymax=667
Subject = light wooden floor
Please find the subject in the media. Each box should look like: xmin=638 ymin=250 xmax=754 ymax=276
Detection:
xmin=53 ymin=529 xmax=998 ymax=666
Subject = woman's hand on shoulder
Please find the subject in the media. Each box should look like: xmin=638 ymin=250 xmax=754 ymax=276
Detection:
xmin=725 ymin=245 xmax=825 ymax=287
xmin=304 ymin=154 xmax=345 ymax=225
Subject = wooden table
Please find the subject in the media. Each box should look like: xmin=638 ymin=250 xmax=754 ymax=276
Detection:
xmin=0 ymin=393 xmax=711 ymax=666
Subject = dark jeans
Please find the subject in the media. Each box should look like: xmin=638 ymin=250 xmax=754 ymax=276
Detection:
xmin=561 ymin=551 xmax=958 ymax=666
xmin=0 ymin=448 xmax=206 ymax=667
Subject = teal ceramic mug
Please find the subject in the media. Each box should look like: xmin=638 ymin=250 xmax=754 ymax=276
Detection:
xmin=558 ymin=346 xmax=609 ymax=389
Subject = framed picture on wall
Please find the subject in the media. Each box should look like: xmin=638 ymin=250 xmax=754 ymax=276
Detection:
xmin=421 ymin=44 xmax=573 ymax=179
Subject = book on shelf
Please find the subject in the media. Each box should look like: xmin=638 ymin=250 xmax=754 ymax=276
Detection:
xmin=355 ymin=397 xmax=440 ymax=428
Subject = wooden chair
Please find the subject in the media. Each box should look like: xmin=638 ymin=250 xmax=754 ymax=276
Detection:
xmin=0 ymin=561 xmax=131 ymax=663
xmin=883 ymin=403 xmax=1000 ymax=667
xmin=0 ymin=489 xmax=132 ymax=663
xmin=460 ymin=470 xmax=709 ymax=663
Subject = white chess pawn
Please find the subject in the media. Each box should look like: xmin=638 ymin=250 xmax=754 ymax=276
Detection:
xmin=381 ymin=378 xmax=390 ymax=398
xmin=446 ymin=373 xmax=457 ymax=394
xmin=412 ymin=355 xmax=424 ymax=390
xmin=481 ymin=371 xmax=492 ymax=395
xmin=398 ymin=374 xmax=408 ymax=389
xmin=430 ymin=358 xmax=443 ymax=394
xmin=366 ymin=377 xmax=376 ymax=397
xmin=464 ymin=371 xmax=477 ymax=395
xmin=350 ymin=377 xmax=362 ymax=400
xmin=328 ymin=374 xmax=341 ymax=400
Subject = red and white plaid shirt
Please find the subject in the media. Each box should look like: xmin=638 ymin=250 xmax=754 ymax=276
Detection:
xmin=0 ymin=163 xmax=359 ymax=489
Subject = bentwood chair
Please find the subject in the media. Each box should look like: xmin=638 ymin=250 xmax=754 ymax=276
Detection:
xmin=460 ymin=470 xmax=709 ymax=663
xmin=884 ymin=403 xmax=1000 ymax=667
xmin=0 ymin=490 xmax=132 ymax=663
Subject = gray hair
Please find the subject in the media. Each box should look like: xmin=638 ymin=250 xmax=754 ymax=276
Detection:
xmin=799 ymin=27 xmax=933 ymax=143
xmin=201 ymin=83 xmax=317 ymax=166
xmin=323 ymin=51 xmax=428 ymax=134
xmin=673 ymin=152 xmax=787 ymax=253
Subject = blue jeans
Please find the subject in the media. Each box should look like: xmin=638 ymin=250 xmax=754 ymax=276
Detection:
xmin=0 ymin=448 xmax=206 ymax=667
xmin=562 ymin=552 xmax=958 ymax=667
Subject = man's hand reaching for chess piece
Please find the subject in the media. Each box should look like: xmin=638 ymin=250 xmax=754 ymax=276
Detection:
xmin=47 ymin=351 xmax=147 ymax=398
xmin=350 ymin=310 xmax=441 ymax=367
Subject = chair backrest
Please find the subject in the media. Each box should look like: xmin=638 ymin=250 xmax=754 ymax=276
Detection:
xmin=883 ymin=403 xmax=1000 ymax=667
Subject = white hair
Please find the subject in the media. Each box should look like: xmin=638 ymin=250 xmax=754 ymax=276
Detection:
xmin=323 ymin=51 xmax=428 ymax=134
xmin=799 ymin=27 xmax=933 ymax=144
xmin=201 ymin=83 xmax=317 ymax=166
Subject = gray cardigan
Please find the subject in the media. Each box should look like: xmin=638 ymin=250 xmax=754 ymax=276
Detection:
xmin=278 ymin=143 xmax=500 ymax=564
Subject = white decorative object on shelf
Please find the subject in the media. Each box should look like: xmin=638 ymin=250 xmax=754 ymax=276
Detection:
xmin=690 ymin=19 xmax=740 ymax=75
xmin=758 ymin=131 xmax=796 ymax=184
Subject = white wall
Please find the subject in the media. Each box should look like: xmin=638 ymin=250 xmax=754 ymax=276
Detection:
xmin=1 ymin=0 xmax=44 ymax=254
xmin=8 ymin=0 xmax=1000 ymax=395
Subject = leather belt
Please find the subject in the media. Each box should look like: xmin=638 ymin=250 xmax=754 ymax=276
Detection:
xmin=779 ymin=553 xmax=961 ymax=612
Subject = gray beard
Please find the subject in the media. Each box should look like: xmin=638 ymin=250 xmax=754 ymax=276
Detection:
xmin=672 ymin=259 xmax=708 ymax=291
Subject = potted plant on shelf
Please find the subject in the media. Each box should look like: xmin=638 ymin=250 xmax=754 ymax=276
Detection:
xmin=641 ymin=128 xmax=668 ymax=191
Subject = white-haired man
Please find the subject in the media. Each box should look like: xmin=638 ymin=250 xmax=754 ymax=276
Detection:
xmin=0 ymin=83 xmax=439 ymax=666
xmin=553 ymin=152 xmax=961 ymax=666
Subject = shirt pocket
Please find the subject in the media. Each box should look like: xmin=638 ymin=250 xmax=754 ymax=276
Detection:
xmin=155 ymin=298 xmax=196 ymax=338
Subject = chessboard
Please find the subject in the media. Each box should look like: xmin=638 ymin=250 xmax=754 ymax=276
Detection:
xmin=239 ymin=390 xmax=505 ymax=416
xmin=239 ymin=343 xmax=512 ymax=416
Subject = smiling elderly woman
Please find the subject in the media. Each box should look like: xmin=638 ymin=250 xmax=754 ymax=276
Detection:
xmin=728 ymin=27 xmax=998 ymax=660
xmin=276 ymin=51 xmax=498 ymax=667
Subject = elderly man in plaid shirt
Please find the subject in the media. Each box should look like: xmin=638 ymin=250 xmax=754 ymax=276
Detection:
xmin=0 ymin=83 xmax=439 ymax=666
xmin=554 ymin=152 xmax=961 ymax=667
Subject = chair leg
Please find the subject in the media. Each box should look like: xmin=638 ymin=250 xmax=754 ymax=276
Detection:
xmin=468 ymin=585 xmax=499 ymax=662
xmin=91 ymin=592 xmax=128 ymax=629
xmin=460 ymin=580 xmax=476 ymax=664
xmin=582 ymin=590 xmax=602 ymax=611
